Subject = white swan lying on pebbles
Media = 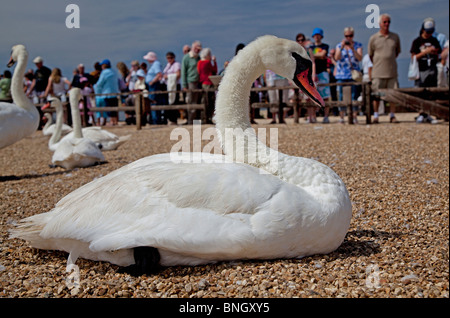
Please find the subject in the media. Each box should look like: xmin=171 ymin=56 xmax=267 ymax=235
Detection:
xmin=11 ymin=36 xmax=352 ymax=276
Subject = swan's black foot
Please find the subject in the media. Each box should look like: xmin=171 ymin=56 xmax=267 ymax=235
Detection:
xmin=118 ymin=246 xmax=161 ymax=276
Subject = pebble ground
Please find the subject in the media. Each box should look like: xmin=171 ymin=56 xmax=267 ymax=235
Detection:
xmin=0 ymin=113 xmax=448 ymax=298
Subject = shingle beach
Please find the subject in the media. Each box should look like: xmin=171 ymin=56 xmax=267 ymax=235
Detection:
xmin=1 ymin=113 xmax=448 ymax=298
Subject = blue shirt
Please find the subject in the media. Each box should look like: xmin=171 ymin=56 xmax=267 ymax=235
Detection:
xmin=94 ymin=68 xmax=119 ymax=95
xmin=146 ymin=61 xmax=162 ymax=83
xmin=433 ymin=32 xmax=447 ymax=51
xmin=335 ymin=41 xmax=362 ymax=80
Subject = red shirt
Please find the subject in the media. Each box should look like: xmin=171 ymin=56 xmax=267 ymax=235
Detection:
xmin=197 ymin=59 xmax=217 ymax=85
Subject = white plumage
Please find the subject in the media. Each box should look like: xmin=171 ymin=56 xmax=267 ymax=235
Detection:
xmin=11 ymin=35 xmax=352 ymax=271
xmin=50 ymin=88 xmax=104 ymax=169
xmin=0 ymin=45 xmax=39 ymax=149
xmin=67 ymin=126 xmax=131 ymax=151
xmin=45 ymin=97 xmax=72 ymax=151
xmin=55 ymin=88 xmax=131 ymax=151
xmin=42 ymin=113 xmax=72 ymax=136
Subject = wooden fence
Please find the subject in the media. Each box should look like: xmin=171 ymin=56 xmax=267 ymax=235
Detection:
xmin=378 ymin=87 xmax=449 ymax=121
xmin=250 ymin=82 xmax=369 ymax=124
xmin=37 ymin=88 xmax=209 ymax=130
xmin=15 ymin=80 xmax=448 ymax=130
xmin=4 ymin=79 xmax=449 ymax=129
xmin=37 ymin=81 xmax=370 ymax=130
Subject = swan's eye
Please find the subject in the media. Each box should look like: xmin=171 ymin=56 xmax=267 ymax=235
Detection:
xmin=292 ymin=52 xmax=311 ymax=74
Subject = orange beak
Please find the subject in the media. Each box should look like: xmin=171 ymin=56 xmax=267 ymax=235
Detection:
xmin=7 ymin=56 xmax=15 ymax=68
xmin=295 ymin=69 xmax=324 ymax=108
xmin=41 ymin=102 xmax=51 ymax=110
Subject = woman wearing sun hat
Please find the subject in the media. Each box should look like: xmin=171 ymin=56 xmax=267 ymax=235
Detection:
xmin=143 ymin=51 xmax=164 ymax=124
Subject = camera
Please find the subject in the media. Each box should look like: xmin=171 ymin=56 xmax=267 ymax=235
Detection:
xmin=345 ymin=41 xmax=351 ymax=45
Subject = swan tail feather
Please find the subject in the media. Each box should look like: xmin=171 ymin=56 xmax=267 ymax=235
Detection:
xmin=9 ymin=213 xmax=49 ymax=246
xmin=119 ymin=134 xmax=132 ymax=141
xmin=117 ymin=134 xmax=132 ymax=146
xmin=100 ymin=134 xmax=131 ymax=151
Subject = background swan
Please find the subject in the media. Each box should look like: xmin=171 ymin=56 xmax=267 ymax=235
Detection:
xmin=42 ymin=112 xmax=72 ymax=136
xmin=0 ymin=45 xmax=39 ymax=149
xmin=50 ymin=88 xmax=104 ymax=169
xmin=11 ymin=35 xmax=352 ymax=276
xmin=45 ymin=92 xmax=99 ymax=151
xmin=44 ymin=97 xmax=66 ymax=152
xmin=59 ymin=88 xmax=131 ymax=151
xmin=73 ymin=126 xmax=131 ymax=151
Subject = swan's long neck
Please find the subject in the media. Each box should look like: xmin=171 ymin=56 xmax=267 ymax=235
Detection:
xmin=11 ymin=51 xmax=37 ymax=113
xmin=43 ymin=113 xmax=53 ymax=129
xmin=215 ymin=49 xmax=283 ymax=174
xmin=48 ymin=102 xmax=64 ymax=149
xmin=69 ymin=89 xmax=83 ymax=139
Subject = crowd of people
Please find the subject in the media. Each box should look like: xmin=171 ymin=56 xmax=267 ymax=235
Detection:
xmin=287 ymin=15 xmax=448 ymax=124
xmin=1 ymin=14 xmax=448 ymax=127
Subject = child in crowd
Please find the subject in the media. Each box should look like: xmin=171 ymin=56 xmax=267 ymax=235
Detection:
xmin=79 ymin=77 xmax=95 ymax=126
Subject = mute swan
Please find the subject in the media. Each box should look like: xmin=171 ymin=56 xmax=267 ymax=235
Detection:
xmin=43 ymin=97 xmax=66 ymax=152
xmin=73 ymin=126 xmax=131 ymax=151
xmin=58 ymin=88 xmax=131 ymax=151
xmin=0 ymin=45 xmax=39 ymax=149
xmin=50 ymin=88 xmax=104 ymax=169
xmin=42 ymin=113 xmax=72 ymax=136
xmin=45 ymin=91 xmax=100 ymax=151
xmin=11 ymin=35 xmax=352 ymax=276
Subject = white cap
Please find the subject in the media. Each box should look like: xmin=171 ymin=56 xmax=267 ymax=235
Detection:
xmin=143 ymin=51 xmax=157 ymax=62
xmin=423 ymin=17 xmax=435 ymax=32
xmin=136 ymin=69 xmax=146 ymax=77
xmin=33 ymin=56 xmax=43 ymax=63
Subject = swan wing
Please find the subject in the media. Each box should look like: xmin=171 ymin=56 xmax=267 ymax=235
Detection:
xmin=1 ymin=45 xmax=40 ymax=149
xmin=82 ymin=128 xmax=131 ymax=150
xmin=62 ymin=128 xmax=129 ymax=151
xmin=52 ymin=137 xmax=105 ymax=169
xmin=0 ymin=103 xmax=39 ymax=149
xmin=44 ymin=124 xmax=72 ymax=136
xmin=16 ymin=153 xmax=312 ymax=262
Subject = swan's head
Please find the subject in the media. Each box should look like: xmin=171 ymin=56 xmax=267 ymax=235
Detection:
xmin=41 ymin=96 xmax=62 ymax=110
xmin=7 ymin=44 xmax=27 ymax=68
xmin=43 ymin=113 xmax=52 ymax=121
xmin=256 ymin=35 xmax=324 ymax=107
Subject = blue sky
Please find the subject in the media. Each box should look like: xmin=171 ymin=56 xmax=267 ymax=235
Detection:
xmin=1 ymin=0 xmax=449 ymax=88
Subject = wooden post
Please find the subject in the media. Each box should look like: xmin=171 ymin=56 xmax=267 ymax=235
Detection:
xmin=201 ymin=88 xmax=207 ymax=123
xmin=135 ymin=92 xmax=141 ymax=130
xmin=362 ymin=83 xmax=366 ymax=124
xmin=363 ymin=82 xmax=372 ymax=124
xmin=293 ymin=89 xmax=300 ymax=124
xmin=343 ymin=85 xmax=353 ymax=124
xmin=66 ymin=99 xmax=73 ymax=126
xmin=82 ymin=96 xmax=89 ymax=127
xmin=278 ymin=88 xmax=284 ymax=123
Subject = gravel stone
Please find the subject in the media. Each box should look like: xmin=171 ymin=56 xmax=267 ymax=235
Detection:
xmin=0 ymin=113 xmax=448 ymax=298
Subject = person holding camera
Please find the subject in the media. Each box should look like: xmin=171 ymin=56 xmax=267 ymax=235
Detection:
xmin=410 ymin=18 xmax=442 ymax=88
xmin=334 ymin=26 xmax=363 ymax=124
